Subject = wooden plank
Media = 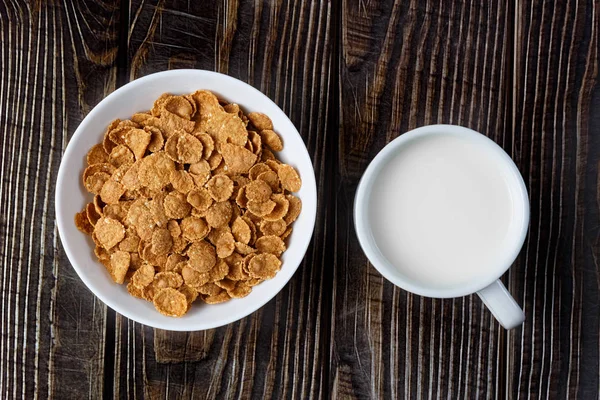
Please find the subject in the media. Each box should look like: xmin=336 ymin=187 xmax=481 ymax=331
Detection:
xmin=508 ymin=0 xmax=600 ymax=397
xmin=0 ymin=1 xmax=120 ymax=399
xmin=113 ymin=1 xmax=334 ymax=398
xmin=332 ymin=0 xmax=513 ymax=397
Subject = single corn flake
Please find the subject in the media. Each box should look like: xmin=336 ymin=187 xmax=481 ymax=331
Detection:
xmin=205 ymin=201 xmax=233 ymax=228
xmin=207 ymin=226 xmax=232 ymax=246
xmin=153 ymin=271 xmax=184 ymax=289
xmin=245 ymin=180 xmax=272 ymax=202
xmin=277 ymin=164 xmax=302 ymax=192
xmin=145 ymin=126 xmax=165 ymax=152
xmin=181 ymin=264 xmax=211 ymax=288
xmin=103 ymin=201 xmax=131 ymax=224
xmin=260 ymin=219 xmax=287 ymax=236
xmin=241 ymin=253 xmax=255 ymax=275
xmin=170 ymin=170 xmax=195 ymax=194
xmin=124 ymin=128 xmax=151 ymax=160
xmin=246 ymin=199 xmax=276 ymax=217
xmin=148 ymin=193 xmax=169 ymax=227
xmin=146 ymin=112 xmax=195 ymax=136
xmin=187 ymin=241 xmax=217 ymax=272
xmin=234 ymin=242 xmax=255 ymax=255
xmin=75 ymin=209 xmax=94 ymax=235
xmin=153 ymin=288 xmax=187 ymax=317
xmin=196 ymin=133 xmax=214 ymax=159
xmin=86 ymin=202 xmax=101 ymax=226
xmin=247 ymin=112 xmax=274 ymax=131
xmin=248 ymin=253 xmax=282 ymax=279
xmin=103 ymin=127 xmax=119 ymax=154
xmin=203 ymin=290 xmax=231 ymax=304
xmin=208 ymin=112 xmax=248 ymax=150
xmin=235 ymin=186 xmax=248 ymax=209
xmin=177 ymin=133 xmax=203 ymax=164
xmin=131 ymin=263 xmax=155 ymax=288
xmin=198 ymin=282 xmax=222 ymax=297
xmin=223 ymin=103 xmax=240 ymax=114
xmin=215 ymin=278 xmax=237 ymax=291
xmin=126 ymin=199 xmax=156 ymax=241
xmin=131 ymin=112 xmax=152 ymax=125
xmin=152 ymin=228 xmax=173 ymax=256
xmin=110 ymin=250 xmax=130 ymax=284
xmin=255 ymin=235 xmax=286 ymax=257
xmin=93 ymin=194 xmax=105 ymax=215
xmin=206 ymin=174 xmax=234 ymax=202
xmin=221 ymin=143 xmax=257 ymax=174
xmin=190 ymin=90 xmax=222 ymax=116
xmin=231 ymin=217 xmax=251 ymax=244
xmin=167 ymin=219 xmax=182 ymax=237
xmin=137 ymin=152 xmax=175 ymax=190
xmin=164 ymin=95 xmax=194 ymax=119
xmin=164 ymin=191 xmax=192 ymax=219
xmin=257 ymin=170 xmax=280 ymax=192
xmin=284 ymin=194 xmax=302 ymax=224
xmin=87 ymin=144 xmax=109 ymax=165
xmin=216 ymin=231 xmax=235 ymax=258
xmin=187 ymin=188 xmax=213 ymax=211
xmin=248 ymin=131 xmax=262 ymax=156
xmin=172 ymin=236 xmax=190 ymax=255
xmin=208 ymin=260 xmax=229 ymax=282
xmin=109 ymin=145 xmax=135 ymax=168
xmin=207 ymin=152 xmax=223 ymax=170
xmin=100 ymin=179 xmax=125 ymax=205
xmin=85 ymin=172 xmax=111 ymax=195
xmin=94 ymin=217 xmax=125 ymax=250
xmin=180 ymin=216 xmax=210 ymax=242
xmin=224 ymin=252 xmax=243 ymax=268
xmin=121 ymin=161 xmax=142 ymax=190
xmin=127 ymin=281 xmax=145 ymax=299
xmin=228 ymin=281 xmax=252 ymax=298
xmin=260 ymin=129 xmax=283 ymax=152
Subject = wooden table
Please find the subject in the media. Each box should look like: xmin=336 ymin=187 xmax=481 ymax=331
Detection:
xmin=1 ymin=1 xmax=599 ymax=398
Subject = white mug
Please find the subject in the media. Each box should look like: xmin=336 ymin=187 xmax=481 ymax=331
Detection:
xmin=354 ymin=125 xmax=529 ymax=329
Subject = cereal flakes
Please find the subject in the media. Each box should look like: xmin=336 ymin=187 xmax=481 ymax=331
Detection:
xmin=75 ymin=89 xmax=303 ymax=317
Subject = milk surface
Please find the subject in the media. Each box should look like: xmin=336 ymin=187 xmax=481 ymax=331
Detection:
xmin=368 ymin=134 xmax=518 ymax=289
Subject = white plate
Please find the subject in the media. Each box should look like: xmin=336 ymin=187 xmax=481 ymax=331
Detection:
xmin=55 ymin=70 xmax=317 ymax=331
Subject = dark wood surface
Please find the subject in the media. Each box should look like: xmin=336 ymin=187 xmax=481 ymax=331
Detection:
xmin=0 ymin=0 xmax=598 ymax=399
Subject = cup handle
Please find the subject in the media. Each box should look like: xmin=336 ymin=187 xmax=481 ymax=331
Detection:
xmin=476 ymin=279 xmax=525 ymax=329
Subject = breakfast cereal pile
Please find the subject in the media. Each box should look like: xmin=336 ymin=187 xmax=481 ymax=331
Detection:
xmin=74 ymin=90 xmax=302 ymax=317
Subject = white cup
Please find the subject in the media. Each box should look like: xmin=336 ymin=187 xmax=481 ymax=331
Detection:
xmin=354 ymin=125 xmax=529 ymax=329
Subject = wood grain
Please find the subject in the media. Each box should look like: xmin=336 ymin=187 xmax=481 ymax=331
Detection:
xmin=1 ymin=0 xmax=599 ymax=398
xmin=0 ymin=1 xmax=120 ymax=399
xmin=113 ymin=1 xmax=335 ymax=398
xmin=332 ymin=0 xmax=512 ymax=397
xmin=508 ymin=0 xmax=600 ymax=398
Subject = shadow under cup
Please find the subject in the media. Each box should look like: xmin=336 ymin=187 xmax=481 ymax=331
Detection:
xmin=354 ymin=125 xmax=529 ymax=329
